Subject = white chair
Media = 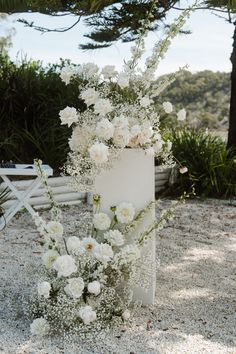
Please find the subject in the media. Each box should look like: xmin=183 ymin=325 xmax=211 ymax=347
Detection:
xmin=0 ymin=164 xmax=53 ymax=230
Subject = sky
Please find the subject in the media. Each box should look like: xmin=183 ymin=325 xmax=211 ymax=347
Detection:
xmin=2 ymin=4 xmax=235 ymax=75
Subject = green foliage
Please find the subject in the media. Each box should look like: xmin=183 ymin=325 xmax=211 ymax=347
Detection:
xmin=171 ymin=128 xmax=236 ymax=197
xmin=0 ymin=55 xmax=85 ymax=171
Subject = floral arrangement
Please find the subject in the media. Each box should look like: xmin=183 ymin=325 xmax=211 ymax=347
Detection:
xmin=28 ymin=160 xmax=189 ymax=337
xmin=58 ymin=4 xmax=193 ymax=191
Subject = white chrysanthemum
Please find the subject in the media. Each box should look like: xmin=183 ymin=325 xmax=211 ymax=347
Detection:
xmin=89 ymin=142 xmax=109 ymax=164
xmin=81 ymin=237 xmax=98 ymax=254
xmin=104 ymin=229 xmax=124 ymax=247
xmin=64 ymin=277 xmax=84 ymax=299
xmin=122 ymin=309 xmax=131 ymax=321
xmin=138 ymin=125 xmax=153 ymax=145
xmin=177 ymin=108 xmax=186 ymax=121
xmin=113 ymin=128 xmax=130 ymax=148
xmin=46 ymin=221 xmax=63 ymax=238
xmin=30 ymin=318 xmax=50 ymax=336
xmin=94 ymin=99 xmax=113 ymax=116
xmin=112 ymin=116 xmax=129 ymax=129
xmin=78 ymin=305 xmax=97 ymax=325
xmin=42 ymin=250 xmax=59 ymax=269
xmin=117 ymin=73 xmax=129 ymax=88
xmin=53 ymin=255 xmax=77 ymax=277
xmin=93 ymin=212 xmax=111 ymax=231
xmin=94 ymin=243 xmax=114 ymax=263
xmin=59 ymin=106 xmax=78 ymax=127
xmin=87 ymin=280 xmax=101 ymax=296
xmin=115 ymin=202 xmax=135 ymax=224
xmin=140 ymin=96 xmax=153 ymax=108
xmin=37 ymin=281 xmax=51 ymax=299
xmin=79 ymin=63 xmax=99 ymax=79
xmin=121 ymin=244 xmax=141 ymax=262
xmin=102 ymin=65 xmax=118 ymax=79
xmin=96 ymin=118 xmax=114 ymax=140
xmin=163 ymin=101 xmax=173 ymax=114
xmin=67 ymin=236 xmax=84 ymax=255
xmin=80 ymin=88 xmax=99 ymax=107
xmin=69 ymin=125 xmax=93 ymax=154
xmin=60 ymin=65 xmax=75 ymax=85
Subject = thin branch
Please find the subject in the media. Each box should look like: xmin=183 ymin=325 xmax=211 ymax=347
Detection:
xmin=173 ymin=6 xmax=230 ymax=13
xmin=18 ymin=16 xmax=81 ymax=33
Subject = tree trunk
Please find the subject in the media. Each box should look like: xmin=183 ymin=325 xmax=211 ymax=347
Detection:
xmin=227 ymin=21 xmax=236 ymax=150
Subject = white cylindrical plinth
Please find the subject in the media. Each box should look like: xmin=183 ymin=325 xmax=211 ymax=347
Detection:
xmin=94 ymin=149 xmax=156 ymax=305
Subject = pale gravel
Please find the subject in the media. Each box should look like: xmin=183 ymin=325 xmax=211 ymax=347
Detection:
xmin=0 ymin=199 xmax=236 ymax=354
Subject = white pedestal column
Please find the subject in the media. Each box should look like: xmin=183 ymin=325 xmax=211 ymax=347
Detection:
xmin=94 ymin=149 xmax=156 ymax=305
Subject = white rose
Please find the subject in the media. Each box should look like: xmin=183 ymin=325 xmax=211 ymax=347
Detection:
xmin=94 ymin=99 xmax=113 ymax=116
xmin=177 ymin=108 xmax=186 ymax=121
xmin=37 ymin=281 xmax=51 ymax=299
xmin=42 ymin=250 xmax=59 ymax=269
xmin=113 ymin=128 xmax=130 ymax=148
xmin=112 ymin=116 xmax=129 ymax=129
xmin=46 ymin=221 xmax=63 ymax=238
xmin=87 ymin=280 xmax=101 ymax=296
xmin=122 ymin=309 xmax=131 ymax=321
xmin=115 ymin=202 xmax=135 ymax=224
xmin=60 ymin=65 xmax=75 ymax=85
xmin=94 ymin=243 xmax=114 ymax=263
xmin=53 ymin=255 xmax=77 ymax=277
xmin=80 ymin=88 xmax=99 ymax=107
xmin=30 ymin=318 xmax=50 ymax=336
xmin=96 ymin=118 xmax=114 ymax=140
xmin=163 ymin=101 xmax=173 ymax=114
xmin=102 ymin=65 xmax=118 ymax=79
xmin=140 ymin=96 xmax=153 ymax=108
xmin=93 ymin=212 xmax=111 ymax=231
xmin=117 ymin=73 xmax=129 ymax=88
xmin=59 ymin=106 xmax=78 ymax=127
xmin=67 ymin=236 xmax=84 ymax=255
xmin=78 ymin=305 xmax=97 ymax=325
xmin=104 ymin=229 xmax=124 ymax=247
xmin=81 ymin=237 xmax=98 ymax=254
xmin=79 ymin=63 xmax=99 ymax=79
xmin=89 ymin=142 xmax=109 ymax=164
xmin=69 ymin=125 xmax=93 ymax=154
xmin=64 ymin=277 xmax=84 ymax=299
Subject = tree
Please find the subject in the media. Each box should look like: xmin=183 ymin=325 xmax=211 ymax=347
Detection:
xmin=0 ymin=13 xmax=15 ymax=54
xmin=0 ymin=0 xmax=236 ymax=148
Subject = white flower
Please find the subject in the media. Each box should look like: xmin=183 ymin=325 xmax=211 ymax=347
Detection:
xmin=94 ymin=243 xmax=114 ymax=263
xmin=117 ymin=73 xmax=129 ymax=88
xmin=154 ymin=140 xmax=163 ymax=153
xmin=53 ymin=255 xmax=77 ymax=277
xmin=60 ymin=65 xmax=75 ymax=85
xmin=67 ymin=236 xmax=84 ymax=255
xmin=140 ymin=96 xmax=153 ymax=108
xmin=87 ymin=280 xmax=101 ymax=296
xmin=102 ymin=65 xmax=118 ymax=79
xmin=64 ymin=277 xmax=84 ymax=299
xmin=104 ymin=230 xmax=124 ymax=247
xmin=81 ymin=237 xmax=98 ymax=254
xmin=138 ymin=124 xmax=153 ymax=145
xmin=30 ymin=318 xmax=50 ymax=336
xmin=120 ymin=244 xmax=141 ymax=262
xmin=79 ymin=63 xmax=99 ymax=79
xmin=113 ymin=128 xmax=130 ymax=148
xmin=46 ymin=221 xmax=63 ymax=238
xmin=59 ymin=106 xmax=78 ymax=127
xmin=166 ymin=140 xmax=172 ymax=152
xmin=96 ymin=118 xmax=114 ymax=140
xmin=177 ymin=108 xmax=186 ymax=121
xmin=112 ymin=116 xmax=129 ymax=130
xmin=128 ymin=124 xmax=141 ymax=147
xmin=94 ymin=99 xmax=113 ymax=116
xmin=163 ymin=101 xmax=173 ymax=114
xmin=78 ymin=306 xmax=97 ymax=325
xmin=122 ymin=309 xmax=131 ymax=321
xmin=38 ymin=281 xmax=51 ymax=299
xmin=89 ymin=142 xmax=109 ymax=164
xmin=179 ymin=166 xmax=188 ymax=174
xmin=115 ymin=202 xmax=135 ymax=224
xmin=80 ymin=88 xmax=99 ymax=107
xmin=69 ymin=125 xmax=93 ymax=154
xmin=42 ymin=250 xmax=59 ymax=269
xmin=93 ymin=212 xmax=111 ymax=231
xmin=145 ymin=147 xmax=155 ymax=156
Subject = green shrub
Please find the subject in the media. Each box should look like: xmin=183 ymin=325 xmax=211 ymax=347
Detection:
xmin=171 ymin=128 xmax=236 ymax=197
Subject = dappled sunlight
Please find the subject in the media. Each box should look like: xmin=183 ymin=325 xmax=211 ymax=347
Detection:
xmin=170 ymin=288 xmax=212 ymax=299
xmin=182 ymin=247 xmax=225 ymax=263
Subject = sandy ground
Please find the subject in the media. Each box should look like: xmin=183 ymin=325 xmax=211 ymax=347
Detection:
xmin=0 ymin=199 xmax=235 ymax=354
